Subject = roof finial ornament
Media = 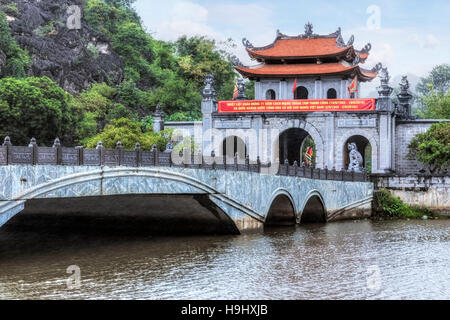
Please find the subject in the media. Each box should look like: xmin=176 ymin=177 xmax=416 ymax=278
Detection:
xmin=336 ymin=32 xmax=346 ymax=47
xmin=304 ymin=22 xmax=313 ymax=37
xmin=361 ymin=43 xmax=372 ymax=53
xmin=352 ymin=53 xmax=361 ymax=66
xmin=371 ymin=62 xmax=383 ymax=73
xmin=347 ymin=35 xmax=354 ymax=46
xmin=231 ymin=55 xmax=245 ymax=68
xmin=242 ymin=38 xmax=254 ymax=49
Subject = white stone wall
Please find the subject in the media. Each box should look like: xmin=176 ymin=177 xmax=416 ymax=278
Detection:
xmin=395 ymin=121 xmax=434 ymax=174
xmin=255 ymin=77 xmax=348 ymax=100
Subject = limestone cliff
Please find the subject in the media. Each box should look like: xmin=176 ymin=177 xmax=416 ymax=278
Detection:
xmin=0 ymin=0 xmax=123 ymax=94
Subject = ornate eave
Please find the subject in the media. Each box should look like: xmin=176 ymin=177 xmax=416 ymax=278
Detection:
xmin=242 ymin=23 xmax=345 ymax=53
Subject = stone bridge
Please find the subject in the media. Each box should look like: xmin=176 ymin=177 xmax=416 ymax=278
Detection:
xmin=0 ymin=141 xmax=373 ymax=234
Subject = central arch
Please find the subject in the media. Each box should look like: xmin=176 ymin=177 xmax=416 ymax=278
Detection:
xmin=272 ymin=120 xmax=325 ymax=168
xmin=279 ymin=128 xmax=316 ymax=166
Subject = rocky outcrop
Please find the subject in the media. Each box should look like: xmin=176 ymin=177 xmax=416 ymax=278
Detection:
xmin=1 ymin=0 xmax=123 ymax=94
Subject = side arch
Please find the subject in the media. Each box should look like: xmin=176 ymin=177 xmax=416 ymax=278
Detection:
xmin=336 ymin=129 xmax=379 ymax=172
xmin=299 ymin=191 xmax=327 ymax=224
xmin=264 ymin=189 xmax=297 ymax=226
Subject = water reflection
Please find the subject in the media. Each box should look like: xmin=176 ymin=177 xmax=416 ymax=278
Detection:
xmin=0 ymin=218 xmax=449 ymax=300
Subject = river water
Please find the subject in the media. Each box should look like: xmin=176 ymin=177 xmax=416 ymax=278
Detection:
xmin=0 ymin=219 xmax=449 ymax=300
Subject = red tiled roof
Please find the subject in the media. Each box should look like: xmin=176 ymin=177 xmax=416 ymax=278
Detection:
xmin=247 ymin=38 xmax=351 ymax=59
xmin=235 ymin=63 xmax=378 ymax=81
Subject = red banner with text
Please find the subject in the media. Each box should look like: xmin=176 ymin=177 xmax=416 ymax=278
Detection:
xmin=218 ymin=99 xmax=376 ymax=113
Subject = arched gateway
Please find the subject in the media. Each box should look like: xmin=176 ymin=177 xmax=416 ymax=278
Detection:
xmin=201 ymin=23 xmax=410 ymax=174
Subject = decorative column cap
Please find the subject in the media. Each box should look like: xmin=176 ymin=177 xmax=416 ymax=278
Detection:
xmin=202 ymin=72 xmax=217 ymax=101
xmin=377 ymin=67 xmax=393 ymax=97
xmin=53 ymin=138 xmax=61 ymax=148
xmin=28 ymin=138 xmax=37 ymax=147
xmin=153 ymin=104 xmax=165 ymax=118
xmin=2 ymin=136 xmax=12 ymax=146
xmin=96 ymin=141 xmax=104 ymax=149
xmin=235 ymin=78 xmax=247 ymax=100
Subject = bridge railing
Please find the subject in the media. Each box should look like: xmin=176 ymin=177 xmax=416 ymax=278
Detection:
xmin=0 ymin=137 xmax=369 ymax=182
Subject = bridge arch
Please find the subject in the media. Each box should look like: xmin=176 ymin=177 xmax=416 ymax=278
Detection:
xmin=299 ymin=191 xmax=327 ymax=224
xmin=336 ymin=130 xmax=379 ymax=173
xmin=264 ymin=189 xmax=297 ymax=226
xmin=0 ymin=168 xmax=266 ymax=233
xmin=273 ymin=120 xmax=325 ymax=168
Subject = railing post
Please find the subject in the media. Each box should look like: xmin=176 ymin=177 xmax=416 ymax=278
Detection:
xmin=116 ymin=141 xmax=123 ymax=166
xmin=29 ymin=138 xmax=37 ymax=165
xmin=284 ymin=159 xmax=289 ymax=176
xmin=152 ymin=144 xmax=158 ymax=166
xmin=234 ymin=153 xmax=238 ymax=171
xmin=53 ymin=138 xmax=62 ymax=165
xmin=325 ymin=166 xmax=328 ymax=180
xmin=76 ymin=146 xmax=84 ymax=165
xmin=293 ymin=161 xmax=298 ymax=176
xmin=245 ymin=155 xmax=250 ymax=171
xmin=257 ymin=156 xmax=261 ymax=173
xmin=96 ymin=141 xmax=104 ymax=166
xmin=351 ymin=168 xmax=355 ymax=181
xmin=3 ymin=136 xmax=12 ymax=165
xmin=135 ymin=143 xmax=141 ymax=167
xmin=211 ymin=150 xmax=216 ymax=170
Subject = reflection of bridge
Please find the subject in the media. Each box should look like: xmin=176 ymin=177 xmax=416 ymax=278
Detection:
xmin=0 ymin=140 xmax=373 ymax=234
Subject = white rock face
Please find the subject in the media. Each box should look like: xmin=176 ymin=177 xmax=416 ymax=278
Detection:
xmin=6 ymin=15 xmax=15 ymax=22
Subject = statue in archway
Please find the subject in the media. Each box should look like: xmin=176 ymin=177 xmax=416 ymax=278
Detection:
xmin=347 ymin=142 xmax=363 ymax=172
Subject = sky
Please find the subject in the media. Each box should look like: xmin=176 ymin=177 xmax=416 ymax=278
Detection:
xmin=134 ymin=0 xmax=450 ymax=97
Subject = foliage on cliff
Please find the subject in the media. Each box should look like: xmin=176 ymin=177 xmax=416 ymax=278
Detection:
xmin=0 ymin=11 xmax=30 ymax=78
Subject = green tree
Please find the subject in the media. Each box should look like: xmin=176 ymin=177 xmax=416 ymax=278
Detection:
xmin=418 ymin=89 xmax=450 ymax=119
xmin=0 ymin=77 xmax=73 ymax=145
xmin=408 ymin=122 xmax=450 ymax=173
xmin=416 ymin=64 xmax=450 ymax=96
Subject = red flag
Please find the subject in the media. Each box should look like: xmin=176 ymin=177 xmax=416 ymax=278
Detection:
xmin=305 ymin=147 xmax=313 ymax=166
xmin=347 ymin=76 xmax=358 ymax=97
xmin=292 ymin=78 xmax=297 ymax=96
xmin=232 ymin=80 xmax=239 ymax=100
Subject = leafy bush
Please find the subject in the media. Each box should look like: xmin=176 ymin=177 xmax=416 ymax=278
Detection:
xmin=374 ymin=189 xmax=438 ymax=219
xmin=408 ymin=122 xmax=450 ymax=173
xmin=0 ymin=77 xmax=74 ymax=145
xmin=82 ymin=118 xmax=172 ymax=151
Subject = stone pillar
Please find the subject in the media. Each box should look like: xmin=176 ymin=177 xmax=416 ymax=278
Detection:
xmin=326 ymin=113 xmax=335 ymax=169
xmin=280 ymin=79 xmax=287 ymax=100
xmin=340 ymin=79 xmax=347 ymax=99
xmin=202 ymin=73 xmax=217 ymax=156
xmin=153 ymin=104 xmax=165 ymax=132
